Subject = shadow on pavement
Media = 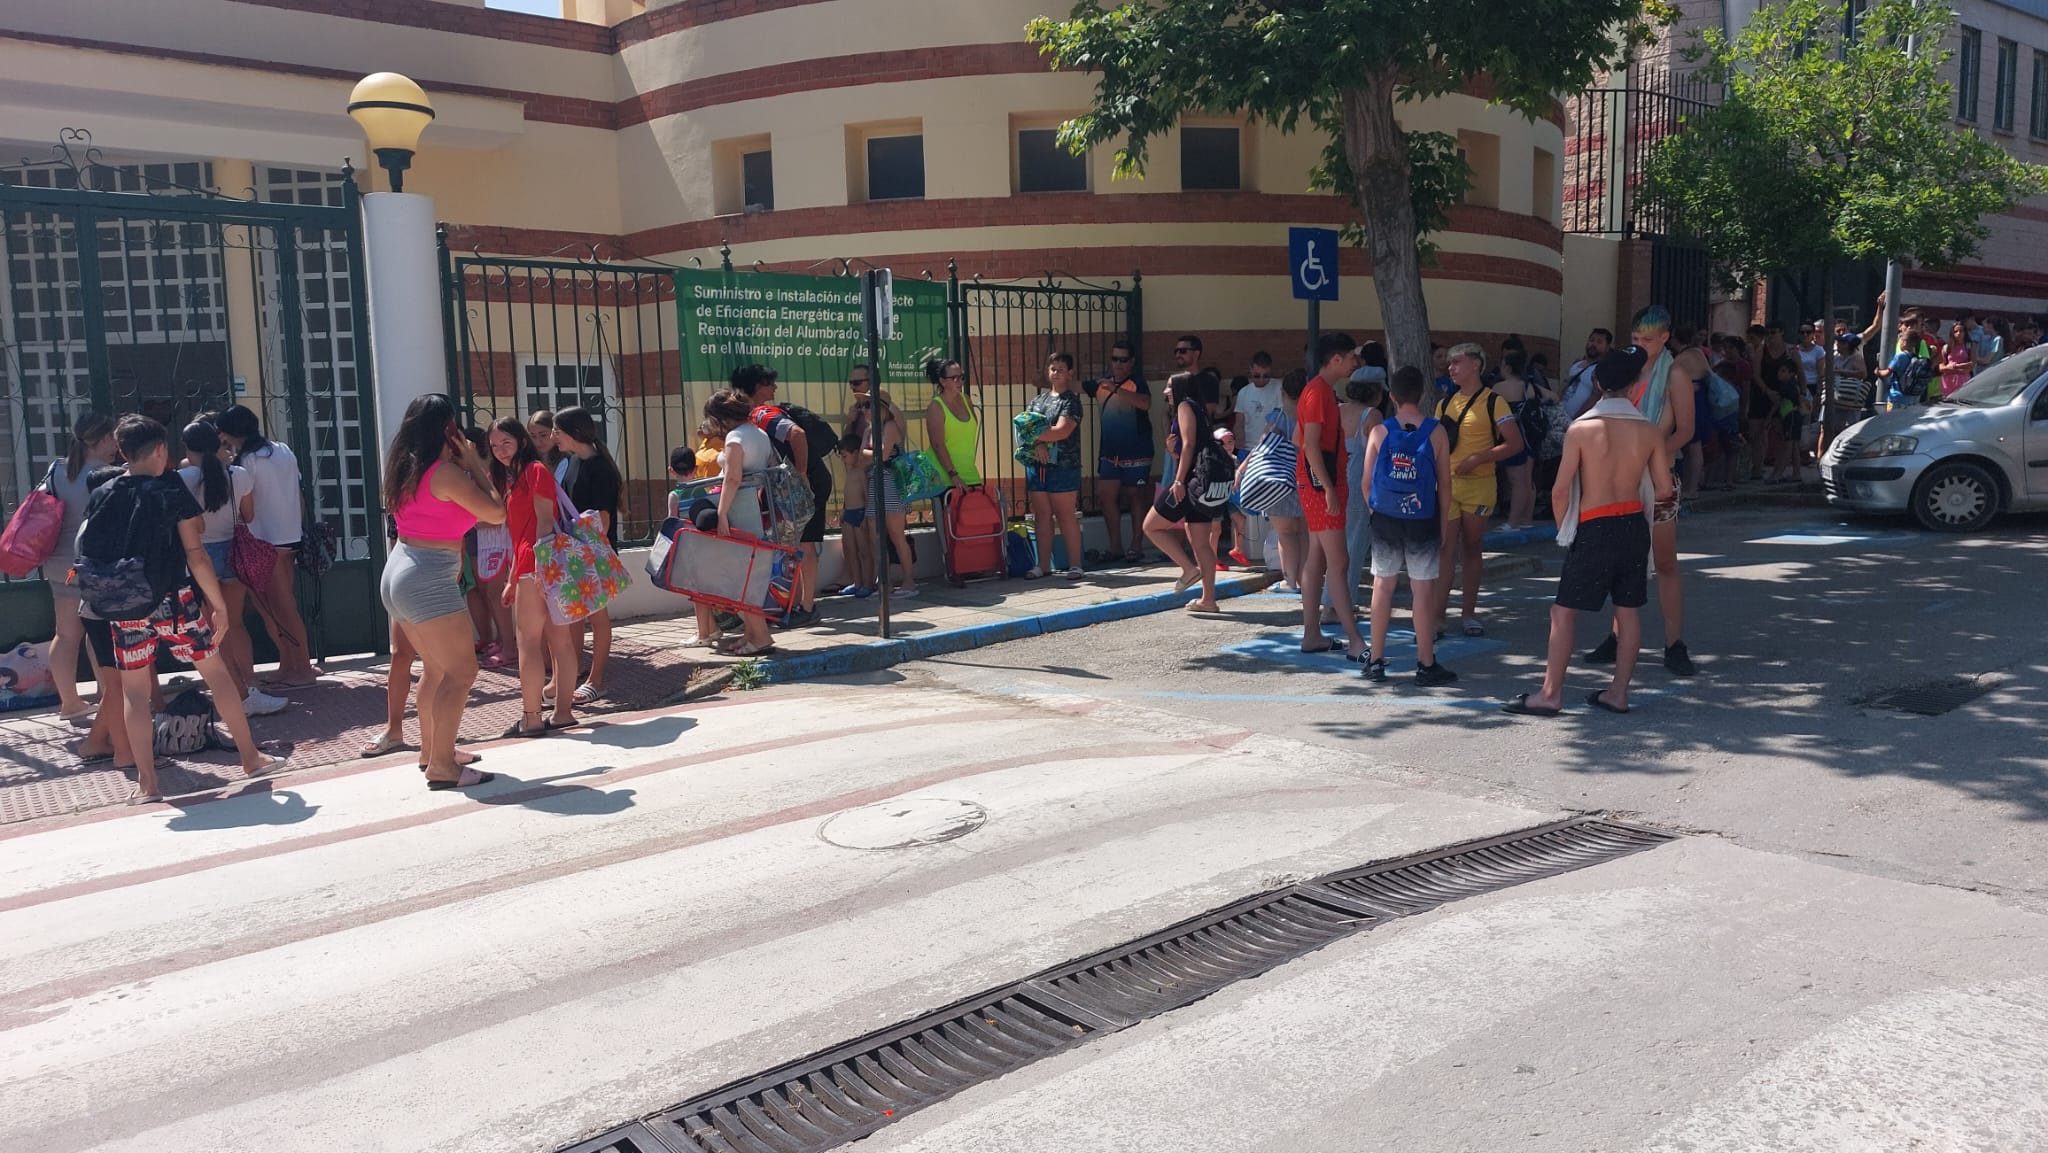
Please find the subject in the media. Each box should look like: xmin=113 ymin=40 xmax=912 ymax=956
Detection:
xmin=1285 ymin=513 xmax=2048 ymax=816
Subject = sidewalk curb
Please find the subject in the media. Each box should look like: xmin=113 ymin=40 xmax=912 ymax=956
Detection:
xmin=762 ymin=572 xmax=1278 ymax=683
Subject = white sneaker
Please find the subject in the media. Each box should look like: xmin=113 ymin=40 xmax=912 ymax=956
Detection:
xmin=243 ymin=689 xmax=289 ymax=717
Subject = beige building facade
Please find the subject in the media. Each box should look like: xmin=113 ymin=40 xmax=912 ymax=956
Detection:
xmin=2 ymin=0 xmax=1570 ymax=370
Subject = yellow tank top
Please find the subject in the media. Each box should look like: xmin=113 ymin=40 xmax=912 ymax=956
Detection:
xmin=938 ymin=395 xmax=982 ymax=485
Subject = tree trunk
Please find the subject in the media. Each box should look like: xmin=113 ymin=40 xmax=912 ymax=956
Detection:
xmin=1339 ymin=72 xmax=1431 ymax=373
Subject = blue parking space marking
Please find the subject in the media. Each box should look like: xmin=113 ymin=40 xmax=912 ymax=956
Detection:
xmin=1220 ymin=629 xmax=1505 ymax=671
xmin=1747 ymin=522 xmax=1918 ymax=547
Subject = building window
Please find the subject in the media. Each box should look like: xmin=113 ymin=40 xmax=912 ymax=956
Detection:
xmin=2032 ymin=51 xmax=2048 ymax=139
xmin=1180 ymin=125 xmax=1241 ymax=191
xmin=866 ymin=135 xmax=925 ymax=201
xmin=1840 ymin=0 xmax=1866 ymax=50
xmin=1017 ymin=128 xmax=1087 ymax=193
xmin=1455 ymin=130 xmax=1501 ymax=209
xmin=1995 ymin=38 xmax=2019 ymax=132
xmin=1531 ymin=146 xmax=1556 ymax=223
xmin=519 ymin=359 xmax=616 ymax=450
xmin=1958 ymin=26 xmax=1982 ymax=122
xmin=742 ymin=149 xmax=774 ymax=212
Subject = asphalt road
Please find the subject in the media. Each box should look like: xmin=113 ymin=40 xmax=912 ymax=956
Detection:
xmin=912 ymin=506 xmax=2048 ymax=912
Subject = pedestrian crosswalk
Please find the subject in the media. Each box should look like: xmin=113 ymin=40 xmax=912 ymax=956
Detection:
xmin=0 ymin=686 xmax=1544 ymax=1153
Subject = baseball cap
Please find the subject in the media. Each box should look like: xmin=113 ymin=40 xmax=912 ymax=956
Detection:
xmin=1594 ymin=347 xmax=1648 ymax=394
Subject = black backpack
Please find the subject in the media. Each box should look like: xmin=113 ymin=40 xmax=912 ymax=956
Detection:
xmin=1438 ymin=389 xmax=1507 ymax=456
xmin=773 ymin=404 xmax=839 ymax=472
xmin=76 ymin=478 xmax=177 ymax=619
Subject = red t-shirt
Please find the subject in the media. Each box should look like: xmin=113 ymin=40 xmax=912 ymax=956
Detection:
xmin=1293 ymin=374 xmax=1346 ymax=497
xmin=503 ymin=460 xmax=555 ymax=579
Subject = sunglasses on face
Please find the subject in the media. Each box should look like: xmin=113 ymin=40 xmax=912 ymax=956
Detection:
xmin=1174 ymin=347 xmax=1194 ymax=355
xmin=1108 ymin=354 xmax=1131 ymax=362
xmin=942 ymin=371 xmax=965 ymax=380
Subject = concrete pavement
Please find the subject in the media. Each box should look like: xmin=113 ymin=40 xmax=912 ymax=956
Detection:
xmin=864 ymin=833 xmax=2048 ymax=1153
xmin=913 ymin=507 xmax=2048 ymax=912
xmin=0 ymin=683 xmax=1552 ymax=1153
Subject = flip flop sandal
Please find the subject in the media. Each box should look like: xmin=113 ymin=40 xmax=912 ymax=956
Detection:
xmin=500 ymin=721 xmax=547 ymax=739
xmin=244 ymin=755 xmax=287 ymax=779
xmin=572 ymin=683 xmax=602 ymax=706
xmin=543 ymin=715 xmax=581 ymax=731
xmin=129 ymin=793 xmax=164 ymax=806
xmin=427 ymin=768 xmax=496 ymax=791
xmin=1586 ymin=690 xmax=1632 ymax=715
xmin=420 ymin=750 xmax=485 ymax=772
xmin=76 ymin=749 xmax=115 ymax=765
xmin=1462 ymin=620 xmax=1486 ymax=637
xmin=359 ymin=733 xmax=411 ymax=759
xmin=1500 ymin=693 xmax=1563 ymax=718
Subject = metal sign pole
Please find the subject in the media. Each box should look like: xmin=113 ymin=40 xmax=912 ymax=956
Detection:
xmin=1306 ymin=298 xmax=1321 ymax=374
xmin=863 ymin=268 xmax=891 ymax=639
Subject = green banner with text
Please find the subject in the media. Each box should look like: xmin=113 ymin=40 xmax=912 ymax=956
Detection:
xmin=674 ymin=268 xmax=948 ymax=389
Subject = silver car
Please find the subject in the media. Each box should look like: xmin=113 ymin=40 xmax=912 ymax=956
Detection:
xmin=1820 ymin=342 xmax=2048 ymax=532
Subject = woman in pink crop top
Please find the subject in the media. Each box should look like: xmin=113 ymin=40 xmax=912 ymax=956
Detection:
xmin=379 ymin=394 xmax=505 ymax=791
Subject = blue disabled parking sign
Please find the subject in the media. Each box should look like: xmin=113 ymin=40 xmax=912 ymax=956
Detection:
xmin=1289 ymin=227 xmax=1339 ymax=301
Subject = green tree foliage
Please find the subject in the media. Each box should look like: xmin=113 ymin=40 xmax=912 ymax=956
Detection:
xmin=1026 ymin=0 xmax=1661 ymax=370
xmin=1642 ymin=0 xmax=2046 ymax=294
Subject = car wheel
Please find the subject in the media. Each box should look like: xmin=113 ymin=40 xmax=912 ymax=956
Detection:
xmin=1910 ymin=460 xmax=2000 ymax=532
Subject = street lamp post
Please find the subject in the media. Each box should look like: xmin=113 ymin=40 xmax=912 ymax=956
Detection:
xmin=347 ymin=73 xmax=435 ymax=194
xmin=346 ymin=72 xmax=448 ymax=455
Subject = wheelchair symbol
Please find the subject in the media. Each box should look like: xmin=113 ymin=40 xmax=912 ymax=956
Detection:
xmin=1297 ymin=241 xmax=1329 ymax=293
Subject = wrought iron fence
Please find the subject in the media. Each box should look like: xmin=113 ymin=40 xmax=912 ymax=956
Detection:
xmin=959 ymin=274 xmax=1141 ymax=515
xmin=443 ymin=243 xmax=1145 ymax=543
xmin=1563 ymin=73 xmax=1719 ymax=238
xmin=0 ymin=133 xmax=383 ymax=656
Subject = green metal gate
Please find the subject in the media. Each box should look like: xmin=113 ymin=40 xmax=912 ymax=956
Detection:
xmin=0 ymin=133 xmax=384 ymax=657
xmin=958 ymin=273 xmax=1142 ymax=514
xmin=441 ymin=245 xmax=1145 ymax=536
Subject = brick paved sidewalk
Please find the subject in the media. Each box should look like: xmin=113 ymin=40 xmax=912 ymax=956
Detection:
xmin=0 ymin=630 xmax=701 ymax=824
xmin=0 ymin=546 xmax=1541 ymax=824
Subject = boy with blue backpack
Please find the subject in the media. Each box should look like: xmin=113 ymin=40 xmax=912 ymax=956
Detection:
xmin=1360 ymin=366 xmax=1458 ymax=686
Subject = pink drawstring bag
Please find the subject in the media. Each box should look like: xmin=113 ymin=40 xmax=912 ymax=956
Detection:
xmin=0 ymin=464 xmax=65 ymax=579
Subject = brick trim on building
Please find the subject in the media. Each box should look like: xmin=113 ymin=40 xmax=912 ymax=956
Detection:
xmin=615 ymin=0 xmax=833 ymax=48
xmin=618 ymin=41 xmax=1049 ymax=126
xmin=226 ymin=0 xmax=615 ymax=52
xmin=741 ymin=246 xmax=1560 ymax=294
xmin=1903 ymin=264 xmax=2048 ymax=301
xmin=617 ymin=196 xmax=1562 ymax=259
xmin=441 ymin=198 xmax=1561 ymax=265
xmin=0 ymin=29 xmax=615 ymax=129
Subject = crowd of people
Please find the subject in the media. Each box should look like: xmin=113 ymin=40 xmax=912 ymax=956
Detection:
xmin=23 ymin=289 xmax=2030 ymax=801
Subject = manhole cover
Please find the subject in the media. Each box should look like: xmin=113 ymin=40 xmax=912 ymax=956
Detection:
xmin=1860 ymin=676 xmax=1999 ymax=716
xmin=820 ymin=798 xmax=987 ymax=850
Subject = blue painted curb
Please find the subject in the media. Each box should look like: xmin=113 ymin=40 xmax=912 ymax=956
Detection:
xmin=1481 ymin=523 xmax=1559 ymax=549
xmin=762 ymin=572 xmax=1275 ymax=683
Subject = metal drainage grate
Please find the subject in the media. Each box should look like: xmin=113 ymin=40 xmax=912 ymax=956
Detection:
xmin=1861 ymin=676 xmax=2000 ymax=717
xmin=567 ymin=818 xmax=1673 ymax=1153
xmin=645 ymin=994 xmax=1092 ymax=1152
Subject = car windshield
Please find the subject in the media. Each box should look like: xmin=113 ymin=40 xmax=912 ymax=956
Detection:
xmin=1947 ymin=345 xmax=2048 ymax=406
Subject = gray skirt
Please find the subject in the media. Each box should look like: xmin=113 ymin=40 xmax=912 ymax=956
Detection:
xmin=380 ymin=542 xmax=466 ymax=625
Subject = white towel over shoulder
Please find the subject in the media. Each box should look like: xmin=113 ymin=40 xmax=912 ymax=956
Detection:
xmin=1555 ymin=397 xmax=1657 ymax=549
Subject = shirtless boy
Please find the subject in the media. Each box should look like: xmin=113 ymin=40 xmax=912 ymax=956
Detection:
xmin=1504 ymin=347 xmax=1674 ymax=717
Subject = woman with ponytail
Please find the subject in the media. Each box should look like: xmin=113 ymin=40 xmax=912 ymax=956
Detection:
xmin=177 ymin=421 xmax=281 ymax=716
xmin=39 ymin=412 xmax=117 ymax=720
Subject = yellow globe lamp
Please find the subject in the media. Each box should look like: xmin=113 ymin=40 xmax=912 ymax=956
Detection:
xmin=347 ymin=72 xmax=435 ymax=193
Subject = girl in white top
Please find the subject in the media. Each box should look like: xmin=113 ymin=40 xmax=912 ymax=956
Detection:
xmin=214 ymin=404 xmax=319 ymax=687
xmin=178 ymin=420 xmax=264 ymax=704
xmin=696 ymin=389 xmax=774 ymax=656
